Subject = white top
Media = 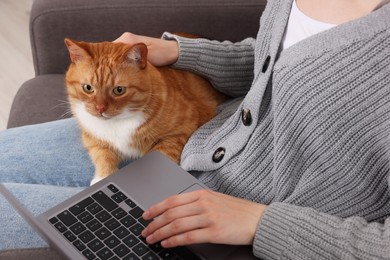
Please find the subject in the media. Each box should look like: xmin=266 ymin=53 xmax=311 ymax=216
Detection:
xmin=282 ymin=0 xmax=338 ymax=50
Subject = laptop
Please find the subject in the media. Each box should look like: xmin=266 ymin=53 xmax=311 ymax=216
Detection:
xmin=0 ymin=151 xmax=256 ymax=260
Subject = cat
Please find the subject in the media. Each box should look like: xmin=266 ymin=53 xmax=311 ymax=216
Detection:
xmin=64 ymin=38 xmax=226 ymax=185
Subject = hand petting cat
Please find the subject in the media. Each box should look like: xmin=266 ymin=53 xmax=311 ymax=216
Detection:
xmin=114 ymin=32 xmax=179 ymax=66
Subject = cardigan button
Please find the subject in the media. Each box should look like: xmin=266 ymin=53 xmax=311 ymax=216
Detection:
xmin=212 ymin=147 xmax=225 ymax=163
xmin=262 ymin=55 xmax=271 ymax=73
xmin=241 ymin=108 xmax=252 ymax=126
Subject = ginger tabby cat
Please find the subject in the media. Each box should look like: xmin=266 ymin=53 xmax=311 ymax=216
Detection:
xmin=64 ymin=38 xmax=226 ymax=185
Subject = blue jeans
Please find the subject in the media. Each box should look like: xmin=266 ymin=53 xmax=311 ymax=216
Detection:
xmin=0 ymin=118 xmax=94 ymax=249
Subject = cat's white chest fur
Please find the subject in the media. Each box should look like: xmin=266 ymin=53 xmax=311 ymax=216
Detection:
xmin=74 ymin=102 xmax=146 ymax=158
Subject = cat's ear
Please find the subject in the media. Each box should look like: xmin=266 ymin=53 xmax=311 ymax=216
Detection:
xmin=126 ymin=43 xmax=148 ymax=69
xmin=64 ymin=38 xmax=90 ymax=63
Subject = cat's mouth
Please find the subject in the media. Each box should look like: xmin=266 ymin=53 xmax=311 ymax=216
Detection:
xmin=98 ymin=113 xmax=112 ymax=119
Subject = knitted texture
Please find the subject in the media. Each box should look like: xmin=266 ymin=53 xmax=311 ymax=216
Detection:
xmin=166 ymin=0 xmax=390 ymax=258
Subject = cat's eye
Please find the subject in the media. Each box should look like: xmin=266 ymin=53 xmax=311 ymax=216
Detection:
xmin=82 ymin=84 xmax=94 ymax=94
xmin=113 ymin=86 xmax=126 ymax=96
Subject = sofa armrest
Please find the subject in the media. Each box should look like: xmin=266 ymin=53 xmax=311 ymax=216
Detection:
xmin=30 ymin=0 xmax=266 ymax=75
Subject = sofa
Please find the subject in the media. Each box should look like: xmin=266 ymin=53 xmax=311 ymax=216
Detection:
xmin=3 ymin=0 xmax=266 ymax=258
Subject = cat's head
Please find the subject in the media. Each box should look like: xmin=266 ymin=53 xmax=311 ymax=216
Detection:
xmin=64 ymin=38 xmax=152 ymax=120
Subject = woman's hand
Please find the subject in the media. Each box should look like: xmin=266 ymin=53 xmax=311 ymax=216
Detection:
xmin=114 ymin=32 xmax=179 ymax=66
xmin=141 ymin=189 xmax=267 ymax=248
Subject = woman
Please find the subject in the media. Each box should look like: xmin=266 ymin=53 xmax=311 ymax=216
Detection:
xmin=1 ymin=0 xmax=389 ymax=259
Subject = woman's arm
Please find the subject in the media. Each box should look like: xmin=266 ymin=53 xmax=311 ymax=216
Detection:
xmin=140 ymin=188 xmax=390 ymax=260
xmin=162 ymin=32 xmax=255 ymax=97
xmin=254 ymin=202 xmax=390 ymax=260
xmin=114 ymin=32 xmax=256 ymax=97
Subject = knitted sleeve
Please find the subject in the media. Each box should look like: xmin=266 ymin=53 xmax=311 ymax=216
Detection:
xmin=253 ymin=201 xmax=390 ymax=259
xmin=162 ymin=32 xmax=255 ymax=97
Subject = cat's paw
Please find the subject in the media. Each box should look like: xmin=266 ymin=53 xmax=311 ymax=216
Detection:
xmin=90 ymin=176 xmax=105 ymax=186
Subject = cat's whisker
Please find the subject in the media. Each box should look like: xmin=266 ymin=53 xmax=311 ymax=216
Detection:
xmin=50 ymin=99 xmax=71 ymax=110
xmin=50 ymin=99 xmax=74 ymax=120
xmin=58 ymin=110 xmax=74 ymax=120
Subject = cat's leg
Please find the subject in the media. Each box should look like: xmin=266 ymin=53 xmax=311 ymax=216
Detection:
xmin=82 ymin=132 xmax=122 ymax=185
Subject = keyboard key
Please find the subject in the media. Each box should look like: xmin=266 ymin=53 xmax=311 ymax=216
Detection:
xmin=87 ymin=202 xmax=103 ymax=214
xmin=58 ymin=210 xmax=77 ymax=227
xmin=96 ymin=210 xmax=111 ymax=223
xmin=86 ymin=219 xmax=102 ymax=232
xmin=139 ymin=218 xmax=152 ymax=227
xmin=49 ymin=217 xmax=58 ymax=224
xmin=117 ymin=192 xmax=128 ymax=201
xmin=82 ymin=248 xmax=96 ymax=260
xmin=149 ymin=243 xmax=163 ymax=253
xmin=113 ymin=244 xmax=131 ymax=257
xmin=79 ymin=230 xmax=95 ymax=243
xmin=123 ymin=252 xmax=141 ymax=260
xmin=104 ymin=235 xmax=120 ymax=249
xmin=129 ymin=207 xmax=144 ymax=219
xmin=95 ymin=227 xmax=111 ymax=240
xmin=130 ymin=223 xmax=144 ymax=236
xmin=114 ymin=226 xmax=130 ymax=239
xmin=87 ymin=238 xmax=104 ymax=252
xmin=159 ymin=249 xmax=177 ymax=260
xmin=73 ymin=239 xmax=86 ymax=251
xmin=78 ymin=211 xmax=94 ymax=223
xmin=92 ymin=191 xmax=118 ymax=212
xmin=54 ymin=222 xmax=67 ymax=233
xmin=97 ymin=247 xmax=114 ymax=260
xmin=69 ymin=197 xmax=94 ymax=215
xmin=123 ymin=234 xmax=139 ymax=248
xmin=121 ymin=215 xmax=136 ymax=227
xmin=70 ymin=222 xmax=86 ymax=235
xmin=105 ymin=218 xmax=121 ymax=231
xmin=142 ymin=251 xmax=159 ymax=260
xmin=125 ymin=199 xmax=136 ymax=208
xmin=111 ymin=194 xmax=124 ymax=203
xmin=112 ymin=207 xmax=127 ymax=219
xmin=133 ymin=243 xmax=149 ymax=256
xmin=64 ymin=230 xmax=76 ymax=242
xmin=107 ymin=184 xmax=119 ymax=193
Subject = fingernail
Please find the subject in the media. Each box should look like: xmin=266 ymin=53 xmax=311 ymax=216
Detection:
xmin=143 ymin=210 xmax=150 ymax=219
xmin=161 ymin=240 xmax=169 ymax=248
xmin=146 ymin=234 xmax=154 ymax=244
xmin=141 ymin=228 xmax=148 ymax=237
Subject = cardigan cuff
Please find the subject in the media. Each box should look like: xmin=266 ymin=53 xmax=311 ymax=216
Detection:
xmin=253 ymin=202 xmax=299 ymax=259
xmin=162 ymin=32 xmax=202 ymax=72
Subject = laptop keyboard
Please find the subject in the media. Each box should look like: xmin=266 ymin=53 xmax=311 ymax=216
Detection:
xmin=48 ymin=184 xmax=198 ymax=260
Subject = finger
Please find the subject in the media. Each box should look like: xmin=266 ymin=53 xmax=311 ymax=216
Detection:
xmin=160 ymin=229 xmax=213 ymax=248
xmin=113 ymin=32 xmax=131 ymax=43
xmin=143 ymin=190 xmax=207 ymax=220
xmin=142 ymin=201 xmax=203 ymax=238
xmin=145 ymin=215 xmax=210 ymax=245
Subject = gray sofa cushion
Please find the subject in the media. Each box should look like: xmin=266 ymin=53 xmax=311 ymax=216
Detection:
xmin=7 ymin=75 xmax=69 ymax=128
xmin=30 ymin=0 xmax=265 ymax=76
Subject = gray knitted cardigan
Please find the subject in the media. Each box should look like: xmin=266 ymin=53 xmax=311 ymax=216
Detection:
xmin=164 ymin=0 xmax=390 ymax=259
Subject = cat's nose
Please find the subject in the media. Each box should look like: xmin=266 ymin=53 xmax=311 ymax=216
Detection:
xmin=96 ymin=104 xmax=107 ymax=114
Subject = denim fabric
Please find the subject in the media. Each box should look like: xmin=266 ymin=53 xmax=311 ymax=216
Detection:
xmin=0 ymin=118 xmax=94 ymax=186
xmin=0 ymin=119 xmax=92 ymax=249
xmin=0 ymin=183 xmax=83 ymax=249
